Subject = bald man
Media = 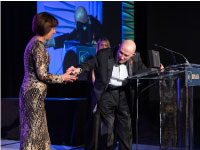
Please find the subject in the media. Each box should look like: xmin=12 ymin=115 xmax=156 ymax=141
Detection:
xmin=75 ymin=6 xmax=88 ymax=24
xmin=45 ymin=6 xmax=103 ymax=49
xmin=71 ymin=40 xmax=147 ymax=150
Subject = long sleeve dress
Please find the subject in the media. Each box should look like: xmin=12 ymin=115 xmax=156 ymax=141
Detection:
xmin=19 ymin=40 xmax=64 ymax=150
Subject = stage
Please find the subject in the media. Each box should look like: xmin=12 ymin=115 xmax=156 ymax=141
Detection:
xmin=1 ymin=139 xmax=83 ymax=150
xmin=2 ymin=139 xmax=200 ymax=150
xmin=2 ymin=95 xmax=200 ymax=150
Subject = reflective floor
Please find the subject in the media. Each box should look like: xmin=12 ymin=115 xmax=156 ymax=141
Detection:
xmin=1 ymin=139 xmax=83 ymax=150
xmin=1 ymin=139 xmax=160 ymax=150
xmin=1 ymin=139 xmax=199 ymax=150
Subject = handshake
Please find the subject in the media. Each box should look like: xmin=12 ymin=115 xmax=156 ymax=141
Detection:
xmin=61 ymin=66 xmax=82 ymax=82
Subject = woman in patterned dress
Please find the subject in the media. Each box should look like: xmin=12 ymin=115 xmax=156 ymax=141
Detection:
xmin=19 ymin=12 xmax=77 ymax=150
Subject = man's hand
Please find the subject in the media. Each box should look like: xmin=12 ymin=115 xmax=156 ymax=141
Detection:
xmin=160 ymin=64 xmax=164 ymax=72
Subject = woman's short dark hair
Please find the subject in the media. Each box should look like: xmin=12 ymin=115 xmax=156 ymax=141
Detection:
xmin=32 ymin=12 xmax=58 ymax=36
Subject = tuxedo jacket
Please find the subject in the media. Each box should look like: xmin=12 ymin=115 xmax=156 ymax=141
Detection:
xmin=79 ymin=47 xmax=147 ymax=109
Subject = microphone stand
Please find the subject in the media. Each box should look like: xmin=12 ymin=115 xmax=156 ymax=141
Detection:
xmin=172 ymin=55 xmax=176 ymax=65
xmin=154 ymin=44 xmax=190 ymax=66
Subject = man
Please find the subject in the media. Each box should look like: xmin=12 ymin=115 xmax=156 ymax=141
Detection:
xmin=45 ymin=6 xmax=102 ymax=49
xmin=71 ymin=40 xmax=147 ymax=150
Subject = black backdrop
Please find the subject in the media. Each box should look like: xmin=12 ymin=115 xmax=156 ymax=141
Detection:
xmin=2 ymin=1 xmax=200 ymax=98
xmin=135 ymin=1 xmax=200 ymax=67
xmin=2 ymin=1 xmax=36 ymax=98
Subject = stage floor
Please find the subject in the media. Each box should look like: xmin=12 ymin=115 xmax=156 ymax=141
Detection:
xmin=3 ymin=139 xmax=199 ymax=150
xmin=1 ymin=139 xmax=84 ymax=150
xmin=1 ymin=139 xmax=161 ymax=150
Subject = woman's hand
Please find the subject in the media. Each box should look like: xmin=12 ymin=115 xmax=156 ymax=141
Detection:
xmin=61 ymin=71 xmax=77 ymax=82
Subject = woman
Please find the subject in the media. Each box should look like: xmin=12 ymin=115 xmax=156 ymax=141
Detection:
xmin=19 ymin=12 xmax=77 ymax=150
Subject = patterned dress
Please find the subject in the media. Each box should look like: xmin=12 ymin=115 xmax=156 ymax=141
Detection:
xmin=19 ymin=40 xmax=63 ymax=150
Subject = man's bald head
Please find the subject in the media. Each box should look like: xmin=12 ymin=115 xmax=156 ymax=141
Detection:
xmin=117 ymin=40 xmax=136 ymax=64
xmin=75 ymin=6 xmax=88 ymax=24
xmin=121 ymin=40 xmax=136 ymax=54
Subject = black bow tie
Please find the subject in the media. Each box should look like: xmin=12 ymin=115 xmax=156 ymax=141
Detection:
xmin=114 ymin=61 xmax=128 ymax=67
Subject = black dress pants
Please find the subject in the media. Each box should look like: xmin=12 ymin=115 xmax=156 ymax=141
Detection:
xmin=98 ymin=88 xmax=132 ymax=150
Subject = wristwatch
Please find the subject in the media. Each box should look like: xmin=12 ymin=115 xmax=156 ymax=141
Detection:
xmin=79 ymin=68 xmax=82 ymax=74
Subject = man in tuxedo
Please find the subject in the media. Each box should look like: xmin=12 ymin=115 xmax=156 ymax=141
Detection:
xmin=71 ymin=40 xmax=147 ymax=150
xmin=45 ymin=6 xmax=102 ymax=49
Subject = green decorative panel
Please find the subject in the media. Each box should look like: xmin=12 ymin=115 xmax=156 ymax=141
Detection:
xmin=122 ymin=1 xmax=134 ymax=41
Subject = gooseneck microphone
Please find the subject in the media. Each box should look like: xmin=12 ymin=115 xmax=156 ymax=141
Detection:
xmin=154 ymin=44 xmax=190 ymax=65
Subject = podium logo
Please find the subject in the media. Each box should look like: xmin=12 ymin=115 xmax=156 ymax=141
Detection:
xmin=79 ymin=51 xmax=89 ymax=64
xmin=192 ymin=74 xmax=199 ymax=79
xmin=187 ymin=71 xmax=200 ymax=83
xmin=187 ymin=71 xmax=192 ymax=83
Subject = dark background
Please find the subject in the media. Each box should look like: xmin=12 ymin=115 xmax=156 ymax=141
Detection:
xmin=1 ymin=1 xmax=200 ymax=147
xmin=2 ymin=1 xmax=200 ymax=98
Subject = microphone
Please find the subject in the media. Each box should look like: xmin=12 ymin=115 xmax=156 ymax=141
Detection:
xmin=154 ymin=44 xmax=190 ymax=65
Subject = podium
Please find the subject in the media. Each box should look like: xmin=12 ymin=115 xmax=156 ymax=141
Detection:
xmin=63 ymin=41 xmax=96 ymax=81
xmin=128 ymin=64 xmax=200 ymax=150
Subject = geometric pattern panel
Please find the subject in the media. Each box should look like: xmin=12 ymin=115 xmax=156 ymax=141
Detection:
xmin=122 ymin=1 xmax=134 ymax=42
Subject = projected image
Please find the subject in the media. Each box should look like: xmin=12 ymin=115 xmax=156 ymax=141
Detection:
xmin=37 ymin=1 xmax=103 ymax=77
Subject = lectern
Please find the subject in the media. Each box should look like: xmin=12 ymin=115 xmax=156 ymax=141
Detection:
xmin=63 ymin=40 xmax=96 ymax=81
xmin=128 ymin=64 xmax=200 ymax=150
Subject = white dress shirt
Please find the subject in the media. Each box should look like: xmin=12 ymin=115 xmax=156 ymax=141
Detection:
xmin=109 ymin=64 xmax=128 ymax=86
